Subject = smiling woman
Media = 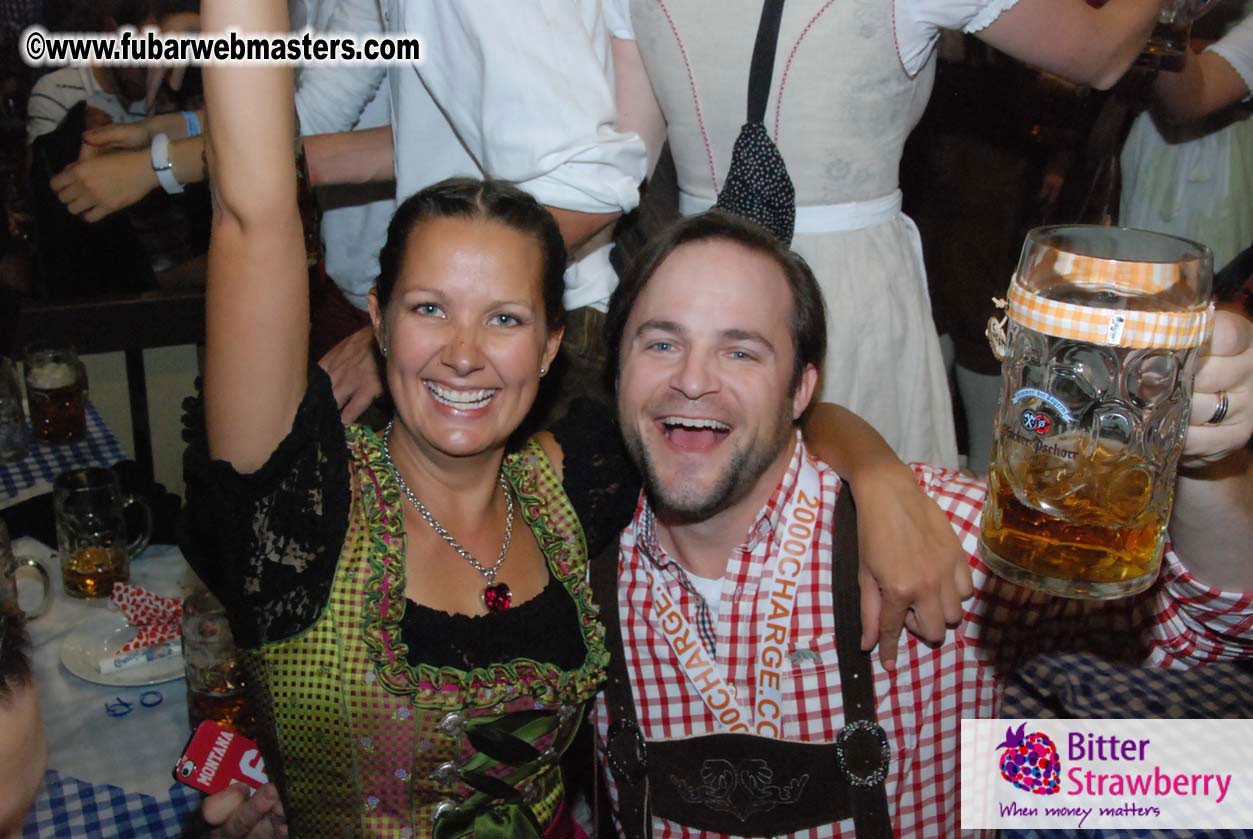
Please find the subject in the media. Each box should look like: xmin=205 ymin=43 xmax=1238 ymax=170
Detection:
xmin=185 ymin=174 xmax=610 ymax=837
xmin=183 ymin=0 xmax=613 ymax=833
xmin=367 ymin=186 xmax=565 ymax=473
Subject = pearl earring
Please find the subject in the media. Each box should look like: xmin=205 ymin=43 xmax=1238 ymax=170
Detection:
xmin=539 ymin=366 xmax=547 ymax=376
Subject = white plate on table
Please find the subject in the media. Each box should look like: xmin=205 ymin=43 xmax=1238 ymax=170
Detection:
xmin=61 ymin=611 xmax=185 ymax=687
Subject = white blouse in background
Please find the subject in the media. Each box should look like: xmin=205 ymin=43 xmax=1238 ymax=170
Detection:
xmin=603 ymin=0 xmax=1022 ymax=76
xmin=382 ymin=0 xmax=648 ymax=311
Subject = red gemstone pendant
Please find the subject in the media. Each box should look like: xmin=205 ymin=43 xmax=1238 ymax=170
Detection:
xmin=483 ymin=582 xmax=512 ymax=613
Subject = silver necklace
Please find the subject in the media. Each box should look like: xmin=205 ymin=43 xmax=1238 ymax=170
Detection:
xmin=382 ymin=422 xmax=515 ymax=612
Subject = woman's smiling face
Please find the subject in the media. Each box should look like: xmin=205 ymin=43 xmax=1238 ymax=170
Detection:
xmin=370 ymin=215 xmax=562 ymax=462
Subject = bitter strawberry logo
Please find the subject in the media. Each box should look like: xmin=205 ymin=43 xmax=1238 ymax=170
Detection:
xmin=997 ymin=723 xmax=1061 ymax=795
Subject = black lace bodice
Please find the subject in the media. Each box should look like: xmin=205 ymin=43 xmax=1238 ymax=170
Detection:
xmin=180 ymin=370 xmax=639 ymax=667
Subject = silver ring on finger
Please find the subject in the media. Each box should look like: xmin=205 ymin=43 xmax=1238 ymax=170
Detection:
xmin=1206 ymin=390 xmax=1230 ymax=426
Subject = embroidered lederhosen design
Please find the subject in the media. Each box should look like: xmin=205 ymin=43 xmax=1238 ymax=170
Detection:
xmin=594 ymin=483 xmax=892 ymax=838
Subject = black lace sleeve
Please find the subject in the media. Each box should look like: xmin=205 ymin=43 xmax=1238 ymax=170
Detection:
xmin=179 ymin=366 xmax=351 ymax=648
xmin=549 ymin=399 xmax=641 ymax=557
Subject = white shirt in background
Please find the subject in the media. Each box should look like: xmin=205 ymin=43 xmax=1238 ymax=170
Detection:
xmin=291 ymin=0 xmax=393 ymax=312
xmin=26 ymin=66 xmax=145 ymax=144
xmin=382 ymin=0 xmax=647 ymax=311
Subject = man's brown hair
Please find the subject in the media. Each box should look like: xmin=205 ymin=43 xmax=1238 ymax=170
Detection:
xmin=604 ymin=210 xmax=827 ymax=395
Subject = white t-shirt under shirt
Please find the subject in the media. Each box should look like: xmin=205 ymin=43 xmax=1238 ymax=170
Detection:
xmin=685 ymin=570 xmax=724 ymax=623
xmin=26 ymin=66 xmax=145 ymax=144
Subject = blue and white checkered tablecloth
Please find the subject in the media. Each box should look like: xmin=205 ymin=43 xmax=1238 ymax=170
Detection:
xmin=22 ymin=771 xmax=202 ymax=839
xmin=0 ymin=404 xmax=128 ymax=509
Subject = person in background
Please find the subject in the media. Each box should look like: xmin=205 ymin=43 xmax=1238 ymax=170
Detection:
xmin=39 ymin=0 xmax=201 ymax=225
xmin=308 ymin=0 xmax=648 ymax=425
xmin=25 ymin=0 xmax=199 ymax=146
xmin=1121 ymin=4 xmax=1253 ymax=274
xmin=903 ymin=34 xmax=1091 ymax=475
xmin=288 ymin=0 xmax=393 ymax=368
xmin=55 ymin=1 xmax=648 ymax=427
xmin=607 ymin=0 xmax=1175 ymax=471
xmin=57 ymin=0 xmax=390 ymax=368
xmin=25 ymin=0 xmax=203 ymax=297
xmin=0 ymin=605 xmax=47 ymax=839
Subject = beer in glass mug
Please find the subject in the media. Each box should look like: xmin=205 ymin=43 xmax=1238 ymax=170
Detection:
xmin=980 ymin=226 xmax=1214 ymax=599
xmin=53 ymin=467 xmax=153 ymax=599
xmin=24 ymin=345 xmax=87 ymax=443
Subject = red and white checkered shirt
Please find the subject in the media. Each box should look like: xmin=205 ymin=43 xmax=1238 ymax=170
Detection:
xmin=596 ymin=434 xmax=1253 ymax=838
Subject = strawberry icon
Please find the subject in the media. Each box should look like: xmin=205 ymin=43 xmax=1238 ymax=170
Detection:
xmin=996 ymin=723 xmax=1061 ymax=795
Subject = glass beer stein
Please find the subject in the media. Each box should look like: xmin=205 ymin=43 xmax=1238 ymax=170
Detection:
xmin=24 ymin=344 xmax=87 ymax=444
xmin=53 ymin=467 xmax=153 ymax=599
xmin=980 ymin=226 xmax=1214 ymax=599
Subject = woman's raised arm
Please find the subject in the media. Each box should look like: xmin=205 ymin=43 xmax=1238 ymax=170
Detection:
xmin=202 ymin=0 xmax=310 ymax=471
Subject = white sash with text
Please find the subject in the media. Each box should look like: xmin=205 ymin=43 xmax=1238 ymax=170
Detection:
xmin=646 ymin=453 xmax=824 ymax=737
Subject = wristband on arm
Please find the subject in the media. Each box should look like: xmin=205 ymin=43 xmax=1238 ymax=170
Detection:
xmin=150 ymin=132 xmax=184 ymax=194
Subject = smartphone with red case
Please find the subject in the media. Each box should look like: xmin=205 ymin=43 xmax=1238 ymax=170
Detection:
xmin=173 ymin=721 xmax=270 ymax=795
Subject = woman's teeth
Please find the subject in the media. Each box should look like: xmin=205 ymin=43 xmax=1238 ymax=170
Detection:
xmin=426 ymin=382 xmax=495 ymax=409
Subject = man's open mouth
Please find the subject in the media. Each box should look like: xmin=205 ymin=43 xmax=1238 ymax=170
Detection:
xmin=658 ymin=415 xmax=731 ymax=451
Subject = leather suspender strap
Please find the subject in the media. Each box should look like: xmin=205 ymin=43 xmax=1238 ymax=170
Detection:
xmin=592 ymin=542 xmax=652 ymax=839
xmin=830 ymin=486 xmax=893 ymax=839
xmin=746 ymin=0 xmax=786 ymax=124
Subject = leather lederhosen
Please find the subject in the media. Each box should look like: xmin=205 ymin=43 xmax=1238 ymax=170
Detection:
xmin=593 ymin=484 xmax=892 ymax=838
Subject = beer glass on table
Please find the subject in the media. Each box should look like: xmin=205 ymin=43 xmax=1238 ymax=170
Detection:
xmin=24 ymin=344 xmax=87 ymax=444
xmin=53 ymin=467 xmax=153 ymax=599
xmin=980 ymin=226 xmax=1213 ymax=599
xmin=182 ymin=588 xmax=251 ymax=735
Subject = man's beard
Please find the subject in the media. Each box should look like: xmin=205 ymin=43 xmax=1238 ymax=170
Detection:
xmin=621 ymin=403 xmax=795 ymax=523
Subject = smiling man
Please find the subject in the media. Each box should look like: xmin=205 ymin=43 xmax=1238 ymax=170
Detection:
xmin=592 ymin=210 xmax=1253 ymax=839
xmin=613 ymin=228 xmax=820 ymax=571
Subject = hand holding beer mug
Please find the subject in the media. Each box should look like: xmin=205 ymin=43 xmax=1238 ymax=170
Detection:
xmin=981 ymin=226 xmax=1214 ymax=599
xmin=54 ymin=467 xmax=153 ymax=599
xmin=24 ymin=344 xmax=87 ymax=444
xmin=1133 ymin=0 xmax=1219 ymax=72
